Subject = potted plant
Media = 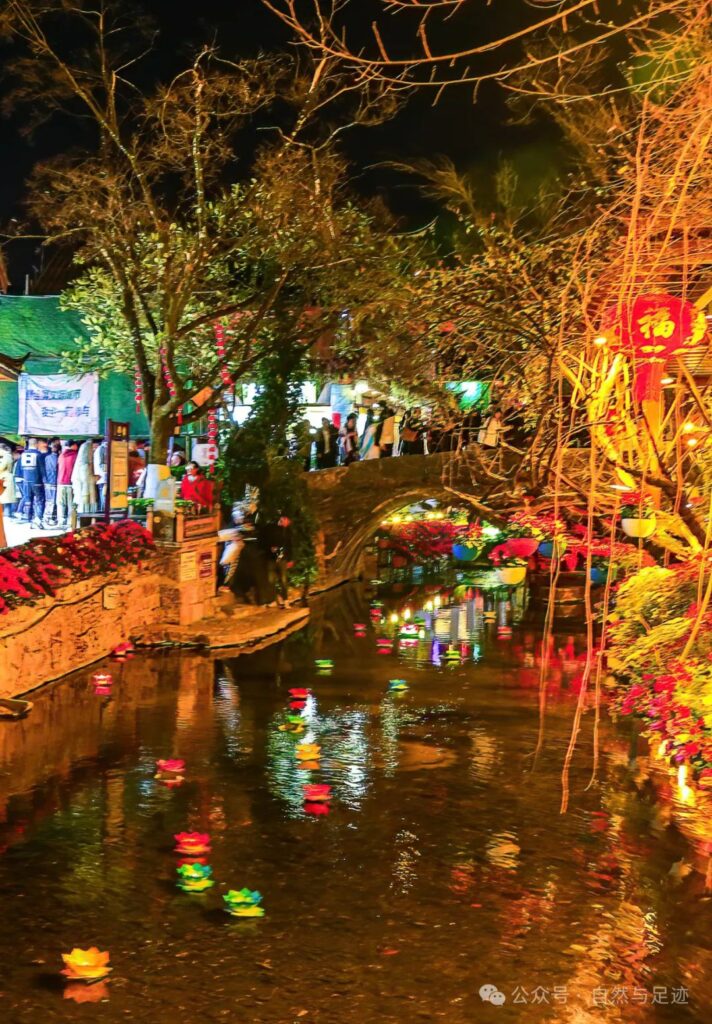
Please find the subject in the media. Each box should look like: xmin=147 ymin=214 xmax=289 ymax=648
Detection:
xmin=620 ymin=492 xmax=656 ymax=538
xmin=505 ymin=509 xmax=566 ymax=558
xmin=127 ymin=497 xmax=154 ymax=518
xmin=496 ymin=556 xmax=528 ymax=586
xmin=590 ymin=556 xmax=612 ymax=586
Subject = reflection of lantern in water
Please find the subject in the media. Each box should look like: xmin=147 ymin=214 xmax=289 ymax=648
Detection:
xmin=91 ymin=672 xmax=113 ymax=688
xmin=64 ymin=980 xmax=110 ymax=1003
xmin=296 ymin=742 xmax=321 ymax=761
xmin=303 ymin=783 xmax=332 ymax=802
xmin=304 ymin=801 xmax=330 ymax=816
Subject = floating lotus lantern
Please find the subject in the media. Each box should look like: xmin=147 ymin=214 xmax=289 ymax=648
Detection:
xmin=61 ymin=947 xmax=112 ymax=983
xmin=353 ymin=622 xmax=367 ymax=635
xmin=91 ymin=672 xmax=113 ymax=688
xmin=443 ymin=648 xmax=462 ymax=662
xmin=315 ymin=659 xmax=333 ymax=671
xmin=376 ymin=637 xmax=392 ymax=650
xmin=296 ymin=742 xmax=321 ymax=761
xmin=303 ymin=783 xmax=332 ymax=803
xmin=388 ymin=679 xmax=408 ymax=692
xmin=174 ymin=832 xmax=211 ymax=856
xmin=223 ymin=888 xmax=265 ymax=917
xmin=176 ymin=862 xmax=214 ymax=893
xmin=289 ymin=688 xmax=311 ymax=699
xmin=155 ymin=758 xmax=185 ymax=782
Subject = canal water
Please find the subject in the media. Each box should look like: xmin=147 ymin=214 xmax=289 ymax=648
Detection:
xmin=0 ymin=581 xmax=710 ymax=1022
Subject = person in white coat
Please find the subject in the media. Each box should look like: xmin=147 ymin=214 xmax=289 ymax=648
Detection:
xmin=0 ymin=445 xmax=17 ymax=548
xmin=478 ymin=408 xmax=505 ymax=448
xmin=71 ymin=439 xmax=98 ymax=513
xmin=0 ymin=446 xmax=17 ymax=510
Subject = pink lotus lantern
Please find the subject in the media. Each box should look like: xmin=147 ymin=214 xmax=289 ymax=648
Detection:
xmin=156 ymin=759 xmax=185 ymax=774
xmin=303 ymin=784 xmax=332 ymax=803
xmin=174 ymin=831 xmax=211 ymax=855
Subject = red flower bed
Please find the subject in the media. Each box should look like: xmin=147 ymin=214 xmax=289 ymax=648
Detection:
xmin=0 ymin=520 xmax=155 ymax=615
xmin=381 ymin=521 xmax=482 ymax=562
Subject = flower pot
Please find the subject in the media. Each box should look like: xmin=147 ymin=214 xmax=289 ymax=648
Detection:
xmin=497 ymin=565 xmax=527 ymax=586
xmin=504 ymin=537 xmax=539 ymax=558
xmin=452 ymin=542 xmax=479 ymax=562
xmin=538 ymin=539 xmax=567 ymax=559
xmin=621 ymin=517 xmax=655 ymax=539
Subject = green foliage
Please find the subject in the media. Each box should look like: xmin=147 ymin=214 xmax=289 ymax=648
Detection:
xmin=607 ymin=563 xmax=708 ymax=681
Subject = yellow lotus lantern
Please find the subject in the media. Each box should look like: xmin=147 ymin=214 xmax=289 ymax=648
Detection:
xmin=61 ymin=947 xmax=112 ymax=982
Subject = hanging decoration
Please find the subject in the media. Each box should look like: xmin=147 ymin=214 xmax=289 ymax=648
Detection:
xmin=213 ymin=321 xmax=235 ymax=392
xmin=599 ymin=293 xmax=706 ymax=402
xmin=207 ymin=408 xmax=219 ymax=468
xmin=159 ymin=346 xmax=178 ymax=400
xmin=134 ymin=366 xmax=143 ymax=415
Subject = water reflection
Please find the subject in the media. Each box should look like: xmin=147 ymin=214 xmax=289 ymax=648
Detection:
xmin=0 ymin=579 xmax=709 ymax=1022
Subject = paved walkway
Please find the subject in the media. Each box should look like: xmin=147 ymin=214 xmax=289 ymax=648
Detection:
xmin=133 ymin=596 xmax=309 ymax=654
xmin=1 ymin=515 xmax=67 ymax=547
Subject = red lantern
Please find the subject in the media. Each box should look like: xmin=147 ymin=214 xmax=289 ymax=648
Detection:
xmin=600 ymin=293 xmax=706 ymax=402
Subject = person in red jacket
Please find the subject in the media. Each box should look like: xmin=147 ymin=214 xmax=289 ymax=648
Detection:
xmin=179 ymin=461 xmax=214 ymax=511
xmin=57 ymin=440 xmax=79 ymax=527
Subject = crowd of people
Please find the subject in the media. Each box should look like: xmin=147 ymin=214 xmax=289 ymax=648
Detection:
xmin=299 ymin=401 xmax=529 ymax=469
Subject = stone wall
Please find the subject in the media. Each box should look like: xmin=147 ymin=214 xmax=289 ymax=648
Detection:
xmin=0 ymin=534 xmax=219 ymax=698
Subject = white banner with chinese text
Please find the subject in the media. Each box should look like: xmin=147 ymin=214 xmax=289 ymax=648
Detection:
xmin=18 ymin=372 xmax=100 ymax=437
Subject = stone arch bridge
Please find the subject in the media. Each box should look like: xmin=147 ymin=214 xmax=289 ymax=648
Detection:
xmin=306 ymin=449 xmax=595 ymax=582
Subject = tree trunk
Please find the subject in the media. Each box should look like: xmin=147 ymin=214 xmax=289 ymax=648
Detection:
xmin=150 ymin=407 xmax=174 ymax=463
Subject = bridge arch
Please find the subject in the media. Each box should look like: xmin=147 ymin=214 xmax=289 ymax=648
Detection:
xmin=306 ymin=453 xmax=478 ymax=579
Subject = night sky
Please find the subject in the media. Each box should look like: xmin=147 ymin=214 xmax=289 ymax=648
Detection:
xmin=0 ymin=0 xmax=562 ymax=291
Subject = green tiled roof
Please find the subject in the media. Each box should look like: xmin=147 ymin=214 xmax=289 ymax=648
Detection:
xmin=0 ymin=295 xmax=88 ymax=359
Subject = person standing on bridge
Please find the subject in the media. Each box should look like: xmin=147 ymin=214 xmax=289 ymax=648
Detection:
xmin=376 ymin=404 xmax=396 ymax=457
xmin=360 ymin=408 xmax=381 ymax=460
xmin=315 ymin=417 xmax=339 ymax=469
xmin=399 ymin=407 xmax=425 ymax=455
xmin=339 ymin=413 xmax=360 ymax=465
xmin=478 ymin=407 xmax=505 ymax=448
